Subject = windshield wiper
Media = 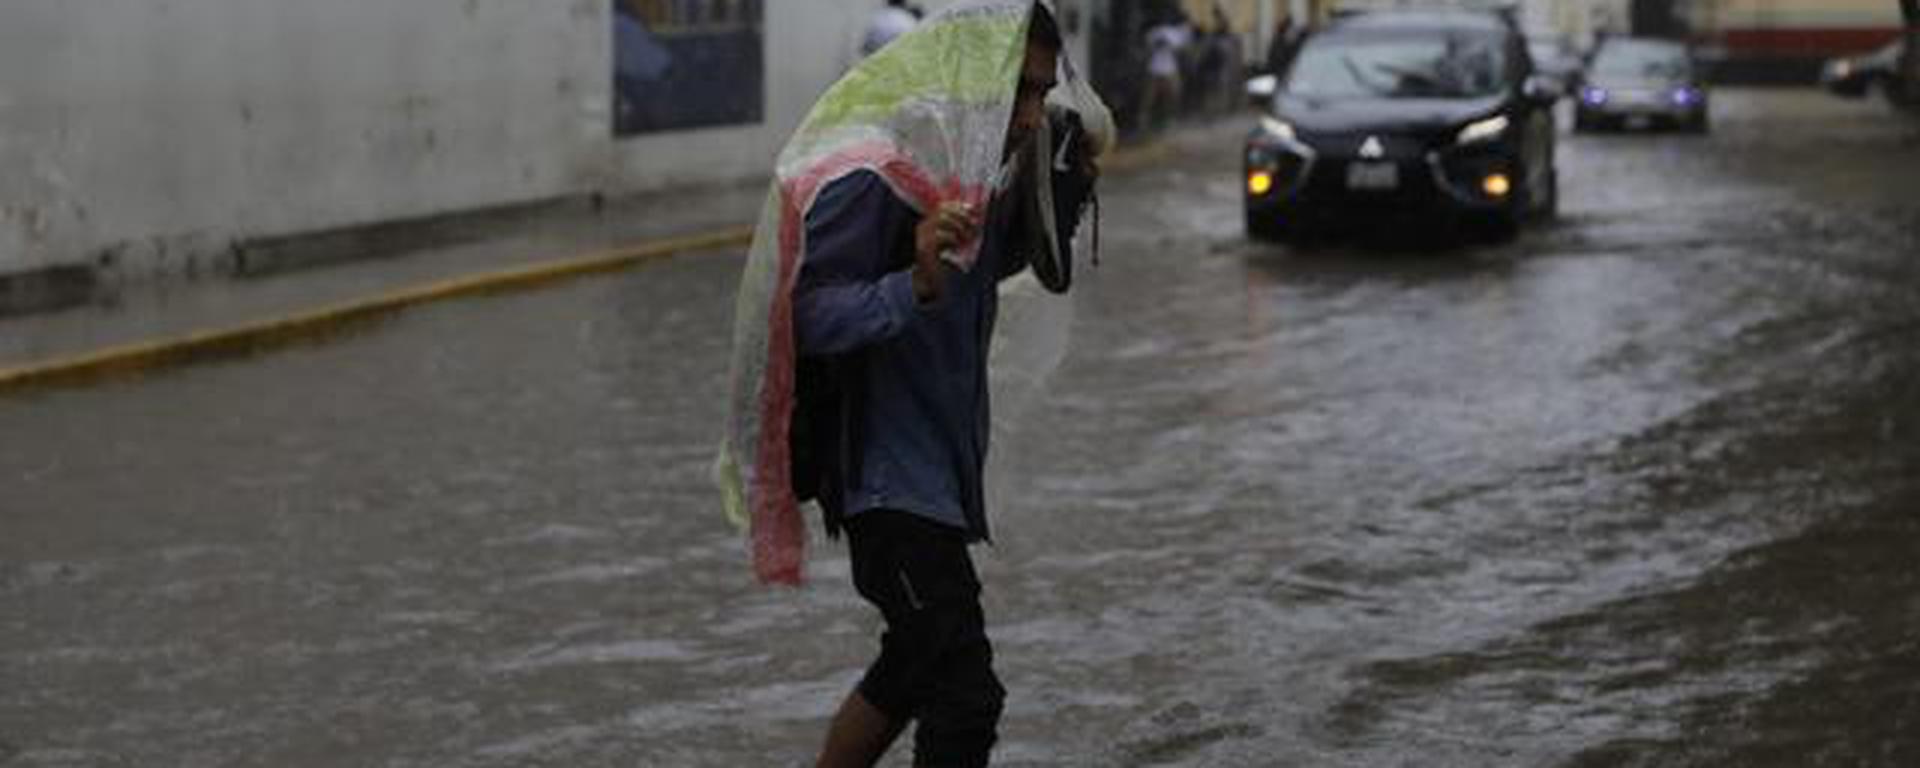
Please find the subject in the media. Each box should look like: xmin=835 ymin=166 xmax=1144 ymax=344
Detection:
xmin=1341 ymin=55 xmax=1397 ymax=97
xmin=1369 ymin=61 xmax=1462 ymax=97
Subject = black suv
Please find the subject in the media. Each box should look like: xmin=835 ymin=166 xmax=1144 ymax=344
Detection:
xmin=1244 ymin=10 xmax=1560 ymax=241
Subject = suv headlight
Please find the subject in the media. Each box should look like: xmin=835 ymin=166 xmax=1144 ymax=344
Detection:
xmin=1456 ymin=115 xmax=1510 ymax=145
xmin=1259 ymin=116 xmax=1297 ymax=144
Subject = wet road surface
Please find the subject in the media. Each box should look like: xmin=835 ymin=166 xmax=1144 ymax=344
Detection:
xmin=3 ymin=89 xmax=1917 ymax=766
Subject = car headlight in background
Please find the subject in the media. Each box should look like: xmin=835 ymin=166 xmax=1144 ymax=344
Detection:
xmin=1248 ymin=171 xmax=1276 ymax=196
xmin=1670 ymin=87 xmax=1703 ymax=106
xmin=1259 ymin=116 xmax=1297 ymax=144
xmin=1481 ymin=173 xmax=1512 ymax=198
xmin=1456 ymin=115 xmax=1511 ymax=145
xmin=1580 ymin=86 xmax=1609 ymax=106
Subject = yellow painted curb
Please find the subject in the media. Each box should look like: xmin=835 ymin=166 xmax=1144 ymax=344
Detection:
xmin=0 ymin=137 xmax=1182 ymax=393
xmin=0 ymin=226 xmax=754 ymax=392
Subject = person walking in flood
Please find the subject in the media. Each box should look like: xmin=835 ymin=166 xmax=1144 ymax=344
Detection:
xmin=716 ymin=2 xmax=1111 ymax=766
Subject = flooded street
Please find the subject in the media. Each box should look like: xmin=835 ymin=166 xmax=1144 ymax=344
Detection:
xmin=4 ymin=89 xmax=1918 ymax=766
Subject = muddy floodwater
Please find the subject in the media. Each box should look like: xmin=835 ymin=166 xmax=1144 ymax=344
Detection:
xmin=4 ymin=90 xmax=1917 ymax=766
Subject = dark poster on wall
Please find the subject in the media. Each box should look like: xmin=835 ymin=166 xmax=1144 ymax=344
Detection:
xmin=614 ymin=0 xmax=765 ymax=136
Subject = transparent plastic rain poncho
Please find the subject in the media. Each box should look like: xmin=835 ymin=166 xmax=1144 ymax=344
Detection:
xmin=715 ymin=0 xmax=1114 ymax=585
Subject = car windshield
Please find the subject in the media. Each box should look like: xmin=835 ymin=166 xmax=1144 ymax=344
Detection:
xmin=1591 ymin=41 xmax=1691 ymax=80
xmin=1286 ymin=30 xmax=1509 ymax=100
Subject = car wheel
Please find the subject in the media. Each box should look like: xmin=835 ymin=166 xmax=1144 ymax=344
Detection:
xmin=1536 ymin=165 xmax=1559 ymax=220
xmin=1687 ymin=110 xmax=1710 ymax=134
xmin=1246 ymin=209 xmax=1289 ymax=243
xmin=1573 ymin=110 xmax=1592 ymax=133
xmin=1479 ymin=210 xmax=1523 ymax=243
xmin=1877 ymin=78 xmax=1907 ymax=109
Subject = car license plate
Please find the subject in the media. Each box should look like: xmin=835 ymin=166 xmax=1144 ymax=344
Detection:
xmin=1626 ymin=115 xmax=1653 ymax=130
xmin=1346 ymin=162 xmax=1399 ymax=191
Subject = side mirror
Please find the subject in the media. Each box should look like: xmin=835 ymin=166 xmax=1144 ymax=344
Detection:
xmin=1523 ymin=74 xmax=1564 ymax=104
xmin=1245 ymin=74 xmax=1280 ymax=109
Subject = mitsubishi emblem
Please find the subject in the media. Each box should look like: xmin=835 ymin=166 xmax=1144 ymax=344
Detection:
xmin=1359 ymin=136 xmax=1386 ymax=159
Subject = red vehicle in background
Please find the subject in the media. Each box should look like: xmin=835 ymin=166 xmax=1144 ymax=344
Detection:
xmin=1687 ymin=0 xmax=1904 ymax=85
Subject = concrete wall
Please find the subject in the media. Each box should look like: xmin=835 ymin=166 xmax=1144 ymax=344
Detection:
xmin=0 ymin=0 xmax=879 ymax=280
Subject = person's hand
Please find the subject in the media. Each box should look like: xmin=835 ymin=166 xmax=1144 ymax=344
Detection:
xmin=912 ymin=202 xmax=980 ymax=303
xmin=1076 ymin=150 xmax=1103 ymax=183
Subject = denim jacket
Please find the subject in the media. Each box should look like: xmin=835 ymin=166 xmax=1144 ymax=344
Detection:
xmin=792 ymin=170 xmax=1031 ymax=542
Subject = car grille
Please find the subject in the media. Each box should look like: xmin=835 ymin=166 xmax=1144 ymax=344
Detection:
xmin=1300 ymin=158 xmax=1438 ymax=207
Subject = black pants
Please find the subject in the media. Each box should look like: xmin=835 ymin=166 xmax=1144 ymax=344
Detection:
xmin=847 ymin=511 xmax=1005 ymax=768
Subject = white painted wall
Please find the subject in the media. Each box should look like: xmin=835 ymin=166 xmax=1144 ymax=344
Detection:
xmin=0 ymin=0 xmax=881 ymax=279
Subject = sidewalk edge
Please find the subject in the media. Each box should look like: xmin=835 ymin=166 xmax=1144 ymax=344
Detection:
xmin=0 ymin=226 xmax=754 ymax=393
xmin=0 ymin=135 xmax=1181 ymax=394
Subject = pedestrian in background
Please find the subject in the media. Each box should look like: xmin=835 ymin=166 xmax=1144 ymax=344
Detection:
xmin=1196 ymin=5 xmax=1244 ymax=114
xmin=1267 ymin=10 xmax=1305 ymax=77
xmin=1137 ymin=10 xmax=1190 ymax=133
